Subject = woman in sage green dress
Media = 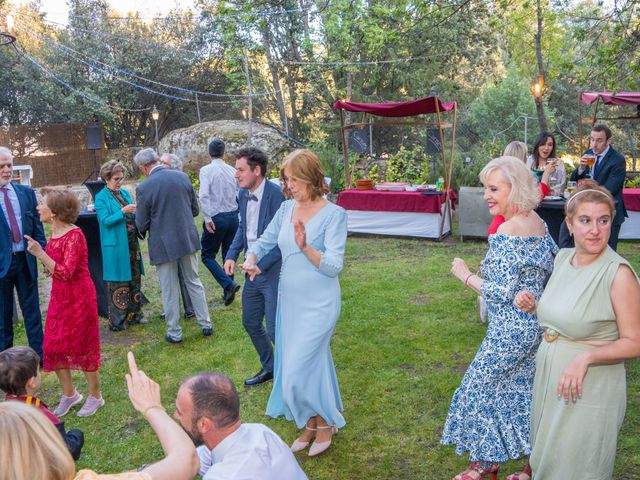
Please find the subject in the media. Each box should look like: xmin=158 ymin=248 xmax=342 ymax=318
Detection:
xmin=515 ymin=181 xmax=640 ymax=480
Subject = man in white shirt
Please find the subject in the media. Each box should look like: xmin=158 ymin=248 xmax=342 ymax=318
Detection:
xmin=199 ymin=139 xmax=240 ymax=306
xmin=173 ymin=372 xmax=308 ymax=480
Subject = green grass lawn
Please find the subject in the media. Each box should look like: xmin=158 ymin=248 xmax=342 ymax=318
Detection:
xmin=11 ymin=229 xmax=640 ymax=480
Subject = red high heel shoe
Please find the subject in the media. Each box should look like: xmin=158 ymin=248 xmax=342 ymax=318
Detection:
xmin=506 ymin=463 xmax=531 ymax=480
xmin=453 ymin=462 xmax=500 ymax=480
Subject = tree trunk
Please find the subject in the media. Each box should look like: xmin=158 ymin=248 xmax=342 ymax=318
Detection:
xmin=534 ymin=0 xmax=548 ymax=132
xmin=260 ymin=25 xmax=288 ymax=134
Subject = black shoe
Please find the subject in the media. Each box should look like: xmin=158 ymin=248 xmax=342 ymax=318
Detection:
xmin=160 ymin=311 xmax=166 ymax=319
xmin=202 ymin=327 xmax=213 ymax=337
xmin=244 ymin=369 xmax=273 ymax=386
xmin=223 ymin=282 xmax=240 ymax=306
xmin=184 ymin=310 xmax=195 ymax=319
xmin=165 ymin=334 xmax=182 ymax=344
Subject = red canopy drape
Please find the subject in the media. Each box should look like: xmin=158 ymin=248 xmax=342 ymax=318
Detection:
xmin=332 ymin=96 xmax=456 ymax=118
xmin=580 ymin=92 xmax=640 ymax=106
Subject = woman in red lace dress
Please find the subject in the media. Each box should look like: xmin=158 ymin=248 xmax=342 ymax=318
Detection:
xmin=25 ymin=188 xmax=104 ymax=417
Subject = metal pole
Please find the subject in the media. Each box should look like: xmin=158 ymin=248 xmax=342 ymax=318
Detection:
xmin=195 ymin=93 xmax=201 ymax=123
xmin=524 ymin=115 xmax=528 ymax=145
xmin=154 ymin=119 xmax=159 ymax=151
xmin=369 ymin=117 xmax=373 ymax=157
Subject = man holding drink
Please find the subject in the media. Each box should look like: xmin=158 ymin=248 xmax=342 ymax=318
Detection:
xmin=560 ymin=124 xmax=627 ymax=249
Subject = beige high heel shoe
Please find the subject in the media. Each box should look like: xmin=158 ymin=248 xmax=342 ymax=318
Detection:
xmin=290 ymin=426 xmax=317 ymax=453
xmin=308 ymin=425 xmax=338 ymax=456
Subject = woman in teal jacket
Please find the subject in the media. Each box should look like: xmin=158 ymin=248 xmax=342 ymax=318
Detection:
xmin=95 ymin=160 xmax=145 ymax=331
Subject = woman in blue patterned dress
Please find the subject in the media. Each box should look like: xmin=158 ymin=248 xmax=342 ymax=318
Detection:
xmin=442 ymin=156 xmax=557 ymax=480
xmin=242 ymin=149 xmax=347 ymax=457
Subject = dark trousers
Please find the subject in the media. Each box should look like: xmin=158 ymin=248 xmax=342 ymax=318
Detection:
xmin=201 ymin=211 xmax=238 ymax=290
xmin=177 ymin=264 xmax=194 ymax=314
xmin=0 ymin=253 xmax=43 ymax=358
xmin=242 ymin=270 xmax=278 ymax=373
xmin=559 ymin=221 xmax=622 ymax=251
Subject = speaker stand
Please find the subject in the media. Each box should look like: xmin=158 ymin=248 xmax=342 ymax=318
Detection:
xmin=83 ymin=149 xmax=100 ymax=183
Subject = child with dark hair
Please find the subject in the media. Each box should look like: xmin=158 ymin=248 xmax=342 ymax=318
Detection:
xmin=0 ymin=346 xmax=84 ymax=460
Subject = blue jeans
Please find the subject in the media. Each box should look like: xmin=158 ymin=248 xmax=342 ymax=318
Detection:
xmin=201 ymin=211 xmax=239 ymax=289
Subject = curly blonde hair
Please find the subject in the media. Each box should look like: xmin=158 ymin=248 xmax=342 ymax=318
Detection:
xmin=279 ymin=149 xmax=329 ymax=201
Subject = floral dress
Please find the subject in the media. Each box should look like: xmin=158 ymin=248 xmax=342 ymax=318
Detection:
xmin=43 ymin=227 xmax=99 ymax=372
xmin=441 ymin=230 xmax=557 ymax=462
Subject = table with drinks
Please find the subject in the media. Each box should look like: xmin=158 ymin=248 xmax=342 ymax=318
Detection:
xmin=336 ymin=185 xmax=455 ymax=239
xmin=620 ymin=188 xmax=640 ymax=240
xmin=535 ymin=186 xmax=640 ymax=244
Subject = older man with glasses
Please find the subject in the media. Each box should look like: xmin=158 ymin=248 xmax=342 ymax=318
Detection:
xmin=0 ymin=146 xmax=46 ymax=361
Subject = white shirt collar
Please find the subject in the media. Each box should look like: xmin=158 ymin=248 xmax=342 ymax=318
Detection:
xmin=211 ymin=425 xmax=244 ymax=463
xmin=250 ymin=177 xmax=266 ymax=201
xmin=597 ymin=146 xmax=610 ymax=158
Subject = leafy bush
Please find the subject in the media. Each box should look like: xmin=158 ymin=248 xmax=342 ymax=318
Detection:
xmin=384 ymin=145 xmax=430 ymax=184
xmin=625 ymin=175 xmax=640 ymax=188
xmin=187 ymin=170 xmax=200 ymax=191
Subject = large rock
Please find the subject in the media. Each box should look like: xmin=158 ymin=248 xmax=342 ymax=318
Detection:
xmin=158 ymin=120 xmax=296 ymax=171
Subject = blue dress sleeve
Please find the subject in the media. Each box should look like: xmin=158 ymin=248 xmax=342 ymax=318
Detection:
xmin=316 ymin=207 xmax=347 ymax=278
xmin=480 ymin=240 xmax=523 ymax=303
xmin=247 ymin=201 xmax=287 ymax=260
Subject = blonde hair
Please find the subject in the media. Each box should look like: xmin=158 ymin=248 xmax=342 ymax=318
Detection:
xmin=0 ymin=402 xmax=75 ymax=480
xmin=565 ymin=180 xmax=614 ymax=220
xmin=279 ymin=149 xmax=329 ymax=200
xmin=503 ymin=141 xmax=528 ymax=163
xmin=479 ymin=156 xmax=540 ymax=213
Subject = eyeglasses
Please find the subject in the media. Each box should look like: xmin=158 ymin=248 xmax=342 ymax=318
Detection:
xmin=588 ymin=137 xmax=606 ymax=144
xmin=111 ymin=176 xmax=125 ymax=183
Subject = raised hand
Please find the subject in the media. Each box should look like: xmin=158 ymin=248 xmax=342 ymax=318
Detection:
xmin=24 ymin=234 xmax=44 ymax=258
xmin=124 ymin=351 xmax=163 ymax=416
xmin=450 ymin=257 xmax=471 ymax=283
xmin=294 ymin=219 xmax=307 ymax=251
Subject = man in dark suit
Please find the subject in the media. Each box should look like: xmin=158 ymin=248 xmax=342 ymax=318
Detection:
xmin=559 ymin=124 xmax=627 ymax=250
xmin=224 ymin=147 xmax=285 ymax=386
xmin=134 ymin=148 xmax=212 ymax=344
xmin=0 ymin=147 xmax=46 ymax=359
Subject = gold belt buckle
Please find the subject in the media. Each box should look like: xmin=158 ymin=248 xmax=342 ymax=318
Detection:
xmin=544 ymin=328 xmax=560 ymax=343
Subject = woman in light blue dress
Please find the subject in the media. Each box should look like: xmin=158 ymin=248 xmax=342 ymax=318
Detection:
xmin=243 ymin=149 xmax=347 ymax=457
xmin=444 ymin=157 xmax=557 ymax=480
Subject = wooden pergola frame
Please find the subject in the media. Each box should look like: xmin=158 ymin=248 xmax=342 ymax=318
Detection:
xmin=334 ymin=96 xmax=457 ymax=240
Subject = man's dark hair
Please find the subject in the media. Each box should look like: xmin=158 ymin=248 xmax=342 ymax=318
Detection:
xmin=592 ymin=124 xmax=612 ymax=140
xmin=0 ymin=346 xmax=40 ymax=396
xmin=235 ymin=147 xmax=268 ymax=176
xmin=188 ymin=372 xmax=240 ymax=429
xmin=208 ymin=138 xmax=226 ymax=158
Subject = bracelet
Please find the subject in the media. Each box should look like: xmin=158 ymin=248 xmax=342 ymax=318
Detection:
xmin=464 ymin=273 xmax=474 ymax=286
xmin=142 ymin=405 xmax=166 ymax=418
